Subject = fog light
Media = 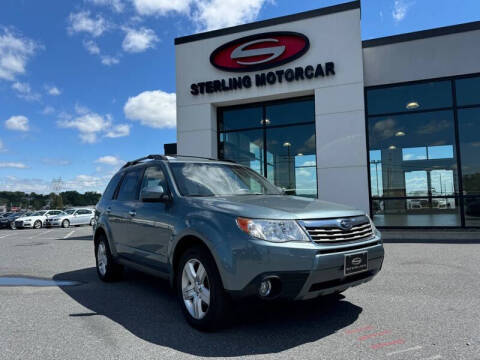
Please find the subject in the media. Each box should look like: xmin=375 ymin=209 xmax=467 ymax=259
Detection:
xmin=259 ymin=280 xmax=272 ymax=297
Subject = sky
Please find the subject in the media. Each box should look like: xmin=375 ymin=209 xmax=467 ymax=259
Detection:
xmin=0 ymin=0 xmax=479 ymax=194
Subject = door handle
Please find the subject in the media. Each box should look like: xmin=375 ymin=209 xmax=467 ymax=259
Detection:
xmin=129 ymin=210 xmax=136 ymax=217
xmin=106 ymin=207 xmax=111 ymax=214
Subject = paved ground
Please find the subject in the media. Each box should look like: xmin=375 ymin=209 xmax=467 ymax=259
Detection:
xmin=0 ymin=227 xmax=479 ymax=360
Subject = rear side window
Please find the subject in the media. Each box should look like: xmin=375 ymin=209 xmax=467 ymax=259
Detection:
xmin=117 ymin=169 xmax=143 ymax=201
xmin=103 ymin=172 xmax=123 ymax=200
xmin=77 ymin=209 xmax=91 ymax=215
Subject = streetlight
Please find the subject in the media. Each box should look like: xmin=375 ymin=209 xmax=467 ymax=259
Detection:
xmin=283 ymin=142 xmax=292 ymax=192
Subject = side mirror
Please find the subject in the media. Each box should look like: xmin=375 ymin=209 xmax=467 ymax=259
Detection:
xmin=140 ymin=185 xmax=170 ymax=202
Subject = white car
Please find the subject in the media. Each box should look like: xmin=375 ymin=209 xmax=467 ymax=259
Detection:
xmin=14 ymin=210 xmax=65 ymax=229
xmin=46 ymin=208 xmax=95 ymax=228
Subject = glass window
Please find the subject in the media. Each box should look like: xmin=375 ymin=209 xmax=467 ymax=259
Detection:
xmin=372 ymin=198 xmax=461 ymax=227
xmin=220 ymin=106 xmax=263 ymax=131
xmin=367 ymin=81 xmax=452 ymax=115
xmin=456 ymin=76 xmax=480 ymax=107
xmin=218 ymin=97 xmax=316 ymax=197
xmin=141 ymin=166 xmax=167 ymax=191
xmin=219 ymin=130 xmax=264 ymax=175
xmin=117 ymin=169 xmax=142 ymax=201
xmin=103 ymin=172 xmax=123 ymax=200
xmin=458 ymin=108 xmax=480 ymax=195
xmin=266 ymin=124 xmax=316 ymax=196
xmin=265 ymin=99 xmax=315 ymax=126
xmin=368 ymin=110 xmax=458 ymax=197
xmin=464 ymin=197 xmax=480 ymax=227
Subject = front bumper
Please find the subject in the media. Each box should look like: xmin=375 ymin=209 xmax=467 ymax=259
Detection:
xmin=226 ymin=235 xmax=384 ymax=301
xmin=15 ymin=221 xmax=33 ymax=228
xmin=45 ymin=221 xmax=61 ymax=227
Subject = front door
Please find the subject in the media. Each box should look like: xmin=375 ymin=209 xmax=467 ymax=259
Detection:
xmin=129 ymin=165 xmax=173 ymax=272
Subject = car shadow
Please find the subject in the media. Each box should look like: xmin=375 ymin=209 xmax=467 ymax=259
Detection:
xmin=54 ymin=267 xmax=362 ymax=357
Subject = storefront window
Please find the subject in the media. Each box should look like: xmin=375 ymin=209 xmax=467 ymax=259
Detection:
xmin=367 ymin=80 xmax=462 ymax=227
xmin=456 ymin=76 xmax=480 ymax=107
xmin=219 ymin=97 xmax=316 ymax=197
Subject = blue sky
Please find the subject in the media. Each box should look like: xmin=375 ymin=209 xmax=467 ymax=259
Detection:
xmin=0 ymin=0 xmax=479 ymax=194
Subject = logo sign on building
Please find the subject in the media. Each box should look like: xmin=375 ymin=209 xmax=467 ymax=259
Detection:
xmin=210 ymin=32 xmax=310 ymax=72
xmin=190 ymin=31 xmax=335 ymax=96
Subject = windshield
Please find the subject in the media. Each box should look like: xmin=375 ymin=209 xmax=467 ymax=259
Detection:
xmin=169 ymin=162 xmax=282 ymax=197
xmin=65 ymin=210 xmax=75 ymax=215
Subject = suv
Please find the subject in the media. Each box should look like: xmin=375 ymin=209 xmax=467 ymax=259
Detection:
xmin=94 ymin=155 xmax=384 ymax=330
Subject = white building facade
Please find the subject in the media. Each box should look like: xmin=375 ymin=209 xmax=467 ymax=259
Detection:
xmin=175 ymin=1 xmax=480 ymax=228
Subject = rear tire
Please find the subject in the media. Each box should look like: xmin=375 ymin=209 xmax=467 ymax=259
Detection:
xmin=176 ymin=246 xmax=231 ymax=331
xmin=10 ymin=222 xmax=16 ymax=230
xmin=62 ymin=219 xmax=70 ymax=228
xmin=34 ymin=220 xmax=42 ymax=229
xmin=95 ymin=234 xmax=123 ymax=282
xmin=90 ymin=218 xmax=95 ymax=226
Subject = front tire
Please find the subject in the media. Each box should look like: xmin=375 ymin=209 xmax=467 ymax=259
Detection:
xmin=95 ymin=235 xmax=123 ymax=282
xmin=177 ymin=246 xmax=230 ymax=331
xmin=34 ymin=220 xmax=42 ymax=229
xmin=90 ymin=218 xmax=95 ymax=226
xmin=10 ymin=222 xmax=16 ymax=230
xmin=62 ymin=219 xmax=70 ymax=228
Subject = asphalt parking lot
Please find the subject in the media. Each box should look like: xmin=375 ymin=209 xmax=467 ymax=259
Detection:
xmin=0 ymin=227 xmax=478 ymax=360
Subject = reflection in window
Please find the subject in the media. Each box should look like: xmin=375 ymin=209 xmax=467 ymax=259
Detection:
xmin=456 ymin=76 xmax=480 ymax=107
xmin=370 ymin=150 xmax=383 ymax=197
xmin=405 ymin=171 xmax=428 ymax=196
xmin=402 ymin=147 xmax=427 ymax=161
xmin=458 ymin=108 xmax=480 ymax=195
xmin=219 ymin=97 xmax=316 ymax=197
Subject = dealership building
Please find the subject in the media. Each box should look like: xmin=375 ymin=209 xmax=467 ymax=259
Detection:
xmin=174 ymin=1 xmax=480 ymax=228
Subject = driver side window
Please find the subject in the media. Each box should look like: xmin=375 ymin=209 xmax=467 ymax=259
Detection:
xmin=141 ymin=166 xmax=167 ymax=192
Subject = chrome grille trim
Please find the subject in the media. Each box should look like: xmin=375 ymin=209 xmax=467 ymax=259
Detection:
xmin=300 ymin=216 xmax=374 ymax=243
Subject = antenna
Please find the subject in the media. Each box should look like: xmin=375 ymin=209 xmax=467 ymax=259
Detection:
xmin=51 ymin=177 xmax=65 ymax=194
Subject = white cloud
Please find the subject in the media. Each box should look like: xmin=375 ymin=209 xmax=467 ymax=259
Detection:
xmin=83 ymin=39 xmax=101 ymax=54
xmin=68 ymin=11 xmax=108 ymax=37
xmin=42 ymin=106 xmax=55 ymax=115
xmin=124 ymin=90 xmax=176 ymax=128
xmin=57 ymin=106 xmax=130 ymax=143
xmin=5 ymin=115 xmax=29 ymax=131
xmin=46 ymin=85 xmax=61 ymax=96
xmin=0 ymin=27 xmax=39 ymax=81
xmin=58 ymin=112 xmax=112 ymax=143
xmin=193 ymin=0 xmax=268 ymax=31
xmin=11 ymin=81 xmax=41 ymax=101
xmin=105 ymin=123 xmax=130 ymax=138
xmin=0 ymin=175 xmax=108 ymax=194
xmin=392 ymin=0 xmax=413 ymax=22
xmin=86 ymin=0 xmax=125 ymax=12
xmin=122 ymin=27 xmax=158 ymax=53
xmin=0 ymin=139 xmax=4 ymax=152
xmin=95 ymin=155 xmax=124 ymax=166
xmin=101 ymin=55 xmax=120 ymax=65
xmin=132 ymin=0 xmax=192 ymax=16
xmin=0 ymin=162 xmax=28 ymax=169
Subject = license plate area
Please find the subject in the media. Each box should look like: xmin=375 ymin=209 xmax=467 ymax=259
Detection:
xmin=344 ymin=252 xmax=368 ymax=276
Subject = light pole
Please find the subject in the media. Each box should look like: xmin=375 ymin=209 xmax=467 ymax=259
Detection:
xmin=283 ymin=142 xmax=292 ymax=192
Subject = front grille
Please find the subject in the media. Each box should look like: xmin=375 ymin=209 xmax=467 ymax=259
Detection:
xmin=302 ymin=216 xmax=375 ymax=243
xmin=15 ymin=221 xmax=23 ymax=227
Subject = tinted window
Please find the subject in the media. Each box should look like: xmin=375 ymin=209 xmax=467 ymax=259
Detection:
xmin=367 ymin=81 xmax=452 ymax=115
xmin=265 ymin=99 xmax=315 ymax=126
xmin=456 ymin=76 xmax=480 ymax=106
xmin=141 ymin=166 xmax=167 ymax=191
xmin=77 ymin=209 xmax=91 ymax=215
xmin=458 ymin=108 xmax=480 ymax=195
xmin=103 ymin=172 xmax=123 ymax=200
xmin=117 ymin=169 xmax=143 ymax=201
xmin=220 ymin=106 xmax=263 ymax=131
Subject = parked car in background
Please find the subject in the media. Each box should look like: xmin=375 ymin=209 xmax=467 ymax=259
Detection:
xmin=1 ymin=211 xmax=34 ymax=230
xmin=14 ymin=210 xmax=65 ymax=229
xmin=46 ymin=208 xmax=95 ymax=228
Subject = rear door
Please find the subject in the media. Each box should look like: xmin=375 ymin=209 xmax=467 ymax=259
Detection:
xmin=109 ymin=167 xmax=144 ymax=258
xmin=76 ymin=209 xmax=92 ymax=225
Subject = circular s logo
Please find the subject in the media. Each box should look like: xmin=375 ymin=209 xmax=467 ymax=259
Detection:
xmin=210 ymin=32 xmax=310 ymax=72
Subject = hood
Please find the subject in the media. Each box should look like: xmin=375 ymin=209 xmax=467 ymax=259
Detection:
xmin=188 ymin=195 xmax=364 ymax=220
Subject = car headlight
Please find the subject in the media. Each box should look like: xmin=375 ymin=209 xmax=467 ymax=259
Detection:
xmin=236 ymin=217 xmax=310 ymax=243
xmin=23 ymin=218 xmax=31 ymax=222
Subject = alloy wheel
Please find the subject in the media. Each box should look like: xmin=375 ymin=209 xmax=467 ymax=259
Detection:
xmin=97 ymin=242 xmax=108 ymax=276
xmin=181 ymin=259 xmax=211 ymax=320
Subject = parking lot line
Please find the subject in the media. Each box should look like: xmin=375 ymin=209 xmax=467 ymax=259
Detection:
xmin=0 ymin=233 xmax=12 ymax=239
xmin=64 ymin=230 xmax=75 ymax=239
xmin=422 ymin=355 xmax=442 ymax=360
xmin=386 ymin=345 xmax=422 ymax=356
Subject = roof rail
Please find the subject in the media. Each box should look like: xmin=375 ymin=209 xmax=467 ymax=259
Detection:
xmin=167 ymin=154 xmax=236 ymax=163
xmin=121 ymin=154 xmax=166 ymax=169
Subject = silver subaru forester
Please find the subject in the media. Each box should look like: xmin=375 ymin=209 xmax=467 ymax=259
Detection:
xmin=94 ymin=155 xmax=384 ymax=330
